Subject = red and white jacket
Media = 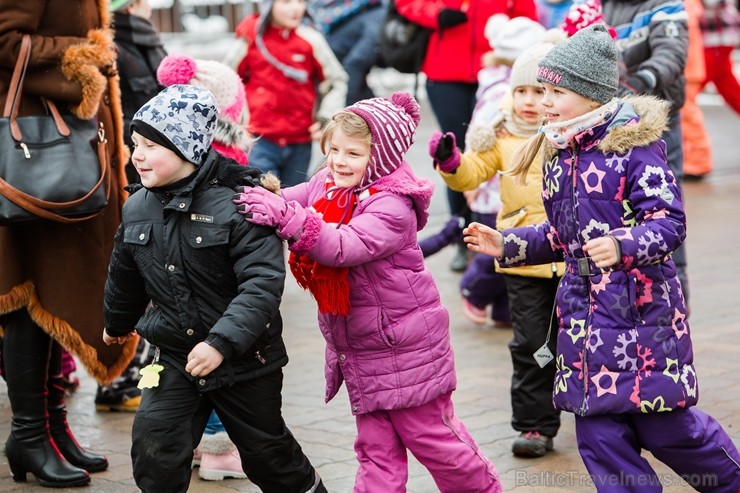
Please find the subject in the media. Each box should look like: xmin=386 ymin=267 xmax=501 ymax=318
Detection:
xmin=231 ymin=15 xmax=348 ymax=145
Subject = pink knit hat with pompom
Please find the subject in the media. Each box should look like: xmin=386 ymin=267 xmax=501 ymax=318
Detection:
xmin=345 ymin=92 xmax=421 ymax=187
xmin=561 ymin=0 xmax=617 ymax=39
xmin=157 ymin=54 xmax=251 ymax=164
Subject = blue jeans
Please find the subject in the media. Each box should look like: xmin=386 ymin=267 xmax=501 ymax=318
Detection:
xmin=249 ymin=138 xmax=313 ymax=187
xmin=204 ymin=410 xmax=225 ymax=435
xmin=326 ymin=5 xmax=384 ymax=104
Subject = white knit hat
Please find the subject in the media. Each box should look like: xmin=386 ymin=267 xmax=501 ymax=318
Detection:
xmin=485 ymin=14 xmax=547 ymax=63
xmin=509 ymin=29 xmax=566 ymax=89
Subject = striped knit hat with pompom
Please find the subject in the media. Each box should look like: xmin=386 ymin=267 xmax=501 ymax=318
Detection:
xmin=345 ymin=92 xmax=421 ymax=187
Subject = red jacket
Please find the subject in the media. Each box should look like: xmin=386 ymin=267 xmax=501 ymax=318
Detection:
xmin=395 ymin=0 xmax=539 ymax=83
xmin=234 ymin=15 xmax=347 ymax=144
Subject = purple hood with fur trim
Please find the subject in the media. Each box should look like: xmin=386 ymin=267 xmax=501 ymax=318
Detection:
xmin=281 ymin=162 xmax=456 ymax=414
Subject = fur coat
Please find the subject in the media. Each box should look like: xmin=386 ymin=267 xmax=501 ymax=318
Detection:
xmin=0 ymin=0 xmax=134 ymax=384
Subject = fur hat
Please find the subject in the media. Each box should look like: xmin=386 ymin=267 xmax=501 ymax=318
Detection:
xmin=157 ymin=54 xmax=251 ymax=164
xmin=509 ymin=30 xmax=564 ymax=89
xmin=131 ymin=84 xmax=218 ymax=166
xmin=485 ymin=14 xmax=547 ymax=63
xmin=561 ymin=0 xmax=617 ymax=39
xmin=345 ymin=92 xmax=421 ymax=187
xmin=537 ymin=24 xmax=619 ymax=104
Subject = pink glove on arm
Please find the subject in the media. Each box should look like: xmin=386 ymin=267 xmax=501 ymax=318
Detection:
xmin=233 ymin=186 xmax=306 ymax=242
xmin=428 ymin=131 xmax=461 ymax=173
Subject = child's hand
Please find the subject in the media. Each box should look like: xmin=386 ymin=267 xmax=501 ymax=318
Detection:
xmin=583 ymin=236 xmax=619 ymax=269
xmin=428 ymin=131 xmax=461 ymax=173
xmin=309 ymin=121 xmax=323 ymax=141
xmin=233 ymin=186 xmax=306 ymax=241
xmin=185 ymin=342 xmax=224 ymax=378
xmin=463 ymin=222 xmax=503 ymax=257
xmin=103 ymin=328 xmax=135 ymax=345
xmin=233 ymin=186 xmax=287 ymax=227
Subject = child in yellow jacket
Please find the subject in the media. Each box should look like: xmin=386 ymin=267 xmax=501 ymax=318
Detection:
xmin=428 ymin=38 xmax=566 ymax=458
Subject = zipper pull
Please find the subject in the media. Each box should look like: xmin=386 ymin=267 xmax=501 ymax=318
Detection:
xmin=20 ymin=142 xmax=30 ymax=158
xmin=255 ymin=351 xmax=266 ymax=364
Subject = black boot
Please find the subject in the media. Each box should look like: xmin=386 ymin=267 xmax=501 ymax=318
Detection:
xmin=2 ymin=310 xmax=90 ymax=488
xmin=47 ymin=341 xmax=109 ymax=473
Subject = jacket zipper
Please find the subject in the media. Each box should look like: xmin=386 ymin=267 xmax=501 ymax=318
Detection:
xmin=570 ymin=146 xmax=591 ymax=417
xmin=500 ymin=207 xmax=525 ymax=220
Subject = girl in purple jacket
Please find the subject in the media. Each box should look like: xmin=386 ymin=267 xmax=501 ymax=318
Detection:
xmin=464 ymin=25 xmax=740 ymax=492
xmin=233 ymin=93 xmax=501 ymax=492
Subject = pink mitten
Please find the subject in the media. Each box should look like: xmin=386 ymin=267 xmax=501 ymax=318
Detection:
xmin=233 ymin=186 xmax=306 ymax=241
xmin=428 ymin=131 xmax=461 ymax=173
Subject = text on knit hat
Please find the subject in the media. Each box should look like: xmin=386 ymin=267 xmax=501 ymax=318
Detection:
xmin=536 ymin=24 xmax=618 ymax=104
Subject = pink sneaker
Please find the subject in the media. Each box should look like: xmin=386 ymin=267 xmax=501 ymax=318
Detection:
xmin=461 ymin=298 xmax=487 ymax=325
xmin=198 ymin=432 xmax=247 ymax=481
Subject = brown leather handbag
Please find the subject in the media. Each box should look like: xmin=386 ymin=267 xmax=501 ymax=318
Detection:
xmin=0 ymin=34 xmax=110 ymax=224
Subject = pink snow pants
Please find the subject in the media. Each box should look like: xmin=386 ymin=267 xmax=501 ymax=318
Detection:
xmin=353 ymin=392 xmax=501 ymax=493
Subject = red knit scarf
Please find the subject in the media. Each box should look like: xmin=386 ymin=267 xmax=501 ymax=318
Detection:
xmin=288 ymin=182 xmax=373 ymax=316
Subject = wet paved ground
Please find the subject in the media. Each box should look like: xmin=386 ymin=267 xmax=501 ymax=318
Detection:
xmin=1 ymin=71 xmax=739 ymax=493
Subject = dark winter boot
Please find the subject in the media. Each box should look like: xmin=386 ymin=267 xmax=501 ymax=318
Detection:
xmin=2 ymin=310 xmax=90 ymax=488
xmin=47 ymin=341 xmax=109 ymax=473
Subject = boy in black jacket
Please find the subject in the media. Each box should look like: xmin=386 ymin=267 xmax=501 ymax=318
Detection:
xmin=103 ymin=84 xmax=325 ymax=493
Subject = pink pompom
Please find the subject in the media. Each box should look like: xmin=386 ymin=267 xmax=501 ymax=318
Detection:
xmin=391 ymin=91 xmax=421 ymax=126
xmin=157 ymin=54 xmax=198 ymax=87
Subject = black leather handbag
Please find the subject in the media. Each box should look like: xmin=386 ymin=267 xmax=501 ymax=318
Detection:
xmin=0 ymin=34 xmax=110 ymax=224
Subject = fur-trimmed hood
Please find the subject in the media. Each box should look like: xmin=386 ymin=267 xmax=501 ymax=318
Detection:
xmin=544 ymin=95 xmax=670 ymax=161
xmin=306 ymin=163 xmax=434 ymax=231
xmin=367 ymin=162 xmax=434 ymax=231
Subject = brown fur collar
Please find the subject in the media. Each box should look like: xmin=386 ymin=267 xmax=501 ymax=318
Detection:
xmin=544 ymin=95 xmax=670 ymax=161
xmin=59 ymin=0 xmax=115 ymax=119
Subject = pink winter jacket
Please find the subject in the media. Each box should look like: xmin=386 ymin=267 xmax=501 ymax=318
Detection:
xmin=282 ymin=164 xmax=457 ymax=415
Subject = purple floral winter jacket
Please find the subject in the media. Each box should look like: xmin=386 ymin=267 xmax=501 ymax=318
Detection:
xmin=499 ymin=96 xmax=696 ymax=416
xmin=282 ymin=163 xmax=457 ymax=415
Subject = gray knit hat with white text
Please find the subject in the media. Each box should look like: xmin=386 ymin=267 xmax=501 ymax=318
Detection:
xmin=536 ymin=24 xmax=618 ymax=104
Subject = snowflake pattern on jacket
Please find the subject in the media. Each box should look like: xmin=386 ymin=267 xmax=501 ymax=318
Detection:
xmin=498 ymin=95 xmax=696 ymax=417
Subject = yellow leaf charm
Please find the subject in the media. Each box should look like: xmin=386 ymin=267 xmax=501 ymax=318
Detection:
xmin=138 ymin=364 xmax=164 ymax=389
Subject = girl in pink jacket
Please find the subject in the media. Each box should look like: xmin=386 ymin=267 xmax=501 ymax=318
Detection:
xmin=233 ymin=92 xmax=501 ymax=492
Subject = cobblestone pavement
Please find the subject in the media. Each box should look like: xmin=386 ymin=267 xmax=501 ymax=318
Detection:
xmin=1 ymin=84 xmax=739 ymax=492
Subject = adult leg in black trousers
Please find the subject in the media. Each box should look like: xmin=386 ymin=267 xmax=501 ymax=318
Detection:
xmin=663 ymin=117 xmax=689 ymax=304
xmin=47 ymin=340 xmax=109 ymax=472
xmin=2 ymin=309 xmax=90 ymax=487
xmin=425 ymin=80 xmax=477 ymax=272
